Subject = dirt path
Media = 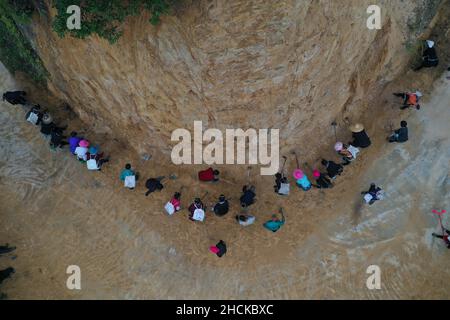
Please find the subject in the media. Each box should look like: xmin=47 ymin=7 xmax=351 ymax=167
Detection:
xmin=0 ymin=61 xmax=449 ymax=299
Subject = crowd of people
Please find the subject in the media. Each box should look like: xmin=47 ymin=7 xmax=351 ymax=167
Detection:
xmin=2 ymin=40 xmax=447 ymax=257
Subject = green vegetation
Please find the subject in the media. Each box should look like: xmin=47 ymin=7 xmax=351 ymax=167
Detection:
xmin=0 ymin=0 xmax=48 ymax=82
xmin=52 ymin=0 xmax=177 ymax=44
xmin=0 ymin=0 xmax=176 ymax=83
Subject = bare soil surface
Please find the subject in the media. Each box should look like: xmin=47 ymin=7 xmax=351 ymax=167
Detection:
xmin=0 ymin=58 xmax=449 ymax=299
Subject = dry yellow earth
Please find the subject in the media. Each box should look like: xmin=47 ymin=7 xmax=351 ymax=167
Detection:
xmin=0 ymin=61 xmax=449 ymax=299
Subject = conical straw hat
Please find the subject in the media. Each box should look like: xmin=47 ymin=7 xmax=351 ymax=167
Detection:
xmin=349 ymin=123 xmax=364 ymax=133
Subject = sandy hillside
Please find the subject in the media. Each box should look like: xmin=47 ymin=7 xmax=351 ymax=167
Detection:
xmin=0 ymin=59 xmax=449 ymax=299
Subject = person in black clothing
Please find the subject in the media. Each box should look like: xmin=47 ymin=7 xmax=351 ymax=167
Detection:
xmin=40 ymin=113 xmax=67 ymax=137
xmin=145 ymin=177 xmax=164 ymax=196
xmin=0 ymin=268 xmax=14 ymax=286
xmin=2 ymin=91 xmax=27 ymax=105
xmin=349 ymin=123 xmax=371 ymax=148
xmin=50 ymin=127 xmax=69 ymax=149
xmin=312 ymin=170 xmax=333 ymax=189
xmin=321 ymin=159 xmax=343 ymax=179
xmin=274 ymin=173 xmax=282 ymax=193
xmin=240 ymin=185 xmax=256 ymax=208
xmin=213 ymin=195 xmax=229 ymax=217
xmin=432 ymin=229 xmax=450 ymax=249
xmin=0 ymin=244 xmax=15 ymax=287
xmin=389 ymin=121 xmax=409 ymax=143
xmin=361 ymin=183 xmax=383 ymax=205
xmin=210 ymin=240 xmax=227 ymax=258
xmin=414 ymin=40 xmax=439 ymax=71
xmin=0 ymin=245 xmax=15 ymax=255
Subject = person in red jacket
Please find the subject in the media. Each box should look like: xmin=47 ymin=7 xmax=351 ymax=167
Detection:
xmin=198 ymin=167 xmax=220 ymax=182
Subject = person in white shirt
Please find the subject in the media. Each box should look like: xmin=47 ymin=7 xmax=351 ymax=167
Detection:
xmin=74 ymin=146 xmax=88 ymax=161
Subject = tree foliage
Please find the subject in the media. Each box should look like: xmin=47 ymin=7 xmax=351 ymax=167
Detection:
xmin=0 ymin=0 xmax=48 ymax=82
xmin=52 ymin=0 xmax=176 ymax=44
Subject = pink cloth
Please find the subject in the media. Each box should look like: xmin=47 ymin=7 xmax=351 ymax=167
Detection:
xmin=293 ymin=169 xmax=304 ymax=179
xmin=170 ymin=198 xmax=181 ymax=211
xmin=313 ymin=170 xmax=321 ymax=178
xmin=210 ymin=246 xmax=219 ymax=254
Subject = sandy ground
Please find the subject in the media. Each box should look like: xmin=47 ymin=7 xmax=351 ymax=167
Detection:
xmin=0 ymin=61 xmax=449 ymax=299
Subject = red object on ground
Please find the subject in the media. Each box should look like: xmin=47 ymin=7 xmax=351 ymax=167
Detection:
xmin=198 ymin=168 xmax=214 ymax=181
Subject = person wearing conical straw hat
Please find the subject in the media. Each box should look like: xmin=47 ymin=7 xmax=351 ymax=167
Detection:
xmin=349 ymin=123 xmax=371 ymax=148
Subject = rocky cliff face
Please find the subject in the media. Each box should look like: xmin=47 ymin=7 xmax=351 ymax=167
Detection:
xmin=28 ymin=0 xmax=440 ymax=157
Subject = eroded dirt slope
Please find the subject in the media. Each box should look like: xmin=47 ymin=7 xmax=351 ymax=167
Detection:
xmin=0 ymin=61 xmax=449 ymax=299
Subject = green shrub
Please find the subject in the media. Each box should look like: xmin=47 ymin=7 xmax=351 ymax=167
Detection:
xmin=0 ymin=0 xmax=48 ymax=83
xmin=52 ymin=0 xmax=177 ymax=44
xmin=0 ymin=0 xmax=176 ymax=83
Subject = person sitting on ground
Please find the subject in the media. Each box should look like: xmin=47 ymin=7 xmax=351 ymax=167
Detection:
xmin=25 ymin=104 xmax=43 ymax=125
xmin=389 ymin=121 xmax=409 ymax=143
xmin=40 ymin=113 xmax=54 ymax=136
xmin=86 ymin=146 xmax=110 ymax=171
xmin=145 ymin=177 xmax=164 ymax=196
xmin=274 ymin=173 xmax=282 ymax=193
xmin=263 ymin=208 xmax=285 ymax=233
xmin=349 ymin=123 xmax=371 ymax=148
xmin=240 ymin=185 xmax=256 ymax=208
xmin=3 ymin=91 xmax=27 ymax=105
xmin=213 ymin=195 xmax=229 ymax=217
xmin=188 ymin=197 xmax=206 ymax=221
xmin=321 ymin=159 xmax=343 ymax=180
xmin=171 ymin=192 xmax=182 ymax=212
xmin=120 ymin=163 xmax=138 ymax=189
xmin=50 ymin=127 xmax=68 ymax=149
xmin=361 ymin=183 xmax=384 ymax=205
xmin=40 ymin=113 xmax=67 ymax=137
xmin=274 ymin=173 xmax=290 ymax=195
xmin=74 ymin=139 xmax=89 ymax=162
xmin=68 ymin=132 xmax=82 ymax=154
xmin=164 ymin=192 xmax=182 ymax=215
xmin=312 ymin=170 xmax=333 ymax=189
xmin=198 ymin=167 xmax=220 ymax=182
xmin=415 ymin=40 xmax=439 ymax=71
xmin=293 ymin=169 xmax=311 ymax=191
xmin=0 ymin=244 xmax=16 ymax=255
xmin=335 ymin=142 xmax=360 ymax=166
xmin=432 ymin=228 xmax=450 ymax=249
xmin=235 ymin=213 xmax=256 ymax=227
xmin=393 ymin=91 xmax=422 ymax=110
xmin=210 ymin=240 xmax=227 ymax=258
xmin=0 ymin=267 xmax=14 ymax=286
